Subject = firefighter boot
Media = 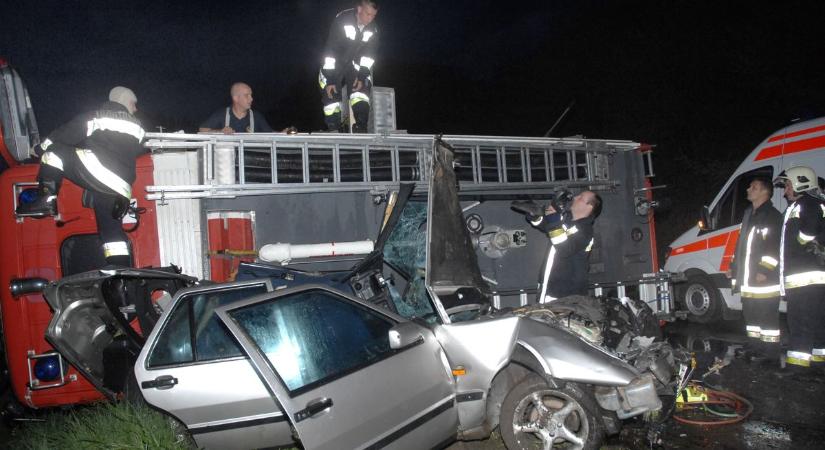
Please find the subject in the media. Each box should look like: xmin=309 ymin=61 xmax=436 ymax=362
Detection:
xmin=16 ymin=178 xmax=59 ymax=218
xmin=351 ymin=101 xmax=370 ymax=133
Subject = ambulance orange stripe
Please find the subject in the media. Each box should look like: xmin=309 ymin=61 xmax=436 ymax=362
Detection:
xmin=767 ymin=123 xmax=825 ymax=143
xmin=719 ymin=229 xmax=739 ymax=272
xmin=754 ymin=134 xmax=825 ymax=161
xmin=670 ymin=230 xmax=733 ymax=256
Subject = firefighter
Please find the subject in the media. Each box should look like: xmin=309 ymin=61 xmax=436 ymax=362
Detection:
xmin=774 ymin=166 xmax=825 ymax=372
xmin=520 ymin=191 xmax=602 ymax=302
xmin=15 ymin=87 xmax=146 ymax=267
xmin=727 ymin=177 xmax=782 ymax=361
xmin=318 ymin=0 xmax=379 ymax=133
xmin=199 ymin=82 xmax=274 ymax=133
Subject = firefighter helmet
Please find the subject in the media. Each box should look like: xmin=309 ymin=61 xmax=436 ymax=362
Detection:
xmin=774 ymin=166 xmax=818 ymax=192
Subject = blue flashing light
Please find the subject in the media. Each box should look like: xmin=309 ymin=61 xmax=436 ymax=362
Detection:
xmin=34 ymin=355 xmax=62 ymax=381
xmin=18 ymin=187 xmax=40 ymax=205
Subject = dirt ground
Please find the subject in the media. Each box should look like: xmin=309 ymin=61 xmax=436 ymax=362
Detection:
xmin=450 ymin=319 xmax=825 ymax=450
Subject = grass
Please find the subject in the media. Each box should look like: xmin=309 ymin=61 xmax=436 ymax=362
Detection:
xmin=8 ymin=401 xmax=196 ymax=450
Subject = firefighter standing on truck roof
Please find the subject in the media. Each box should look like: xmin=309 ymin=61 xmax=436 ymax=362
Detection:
xmin=318 ymin=0 xmax=378 ymax=133
xmin=15 ymin=87 xmax=146 ymax=267
xmin=774 ymin=166 xmax=825 ymax=373
xmin=727 ymin=177 xmax=783 ymax=362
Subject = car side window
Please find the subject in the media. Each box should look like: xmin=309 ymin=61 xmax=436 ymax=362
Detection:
xmin=147 ymin=283 xmax=268 ymax=368
xmin=710 ymin=165 xmax=774 ymax=230
xmin=228 ymin=289 xmax=395 ymax=395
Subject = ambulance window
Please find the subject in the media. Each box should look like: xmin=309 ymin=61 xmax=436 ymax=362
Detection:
xmin=711 ymin=166 xmax=773 ymax=230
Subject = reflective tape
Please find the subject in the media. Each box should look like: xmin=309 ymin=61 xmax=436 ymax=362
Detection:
xmin=740 ymin=284 xmax=780 ymax=298
xmin=75 ymin=149 xmax=132 ymax=198
xmin=362 ymin=30 xmax=374 ymax=42
xmin=746 ymin=325 xmax=762 ymax=332
xmin=786 ymin=351 xmax=811 ymax=367
xmin=349 ymin=91 xmax=370 ymax=106
xmin=359 ymin=56 xmax=375 ymax=70
xmin=760 ymin=334 xmax=780 ymax=343
xmin=323 ymin=102 xmax=341 ymax=116
xmin=549 ymin=228 xmax=567 ymax=245
xmin=344 ymin=25 xmax=356 ymax=40
xmin=41 ymin=151 xmax=64 ymax=171
xmin=813 ymin=348 xmax=825 ymax=356
xmin=784 ymin=271 xmax=825 ymax=288
xmin=41 ymin=138 xmax=53 ymax=151
xmin=760 ymin=329 xmax=780 ymax=337
xmin=352 ymin=61 xmax=361 ymax=71
xmin=86 ymin=117 xmax=145 ymax=141
xmin=746 ymin=330 xmax=761 ymax=338
xmin=812 ymin=355 xmax=825 ymax=363
xmin=567 ymin=225 xmax=579 ymax=235
xmin=585 ymin=238 xmax=594 ymax=252
xmin=103 ymin=241 xmax=129 ymax=257
xmin=323 ymin=57 xmax=336 ymax=70
xmin=798 ymin=231 xmax=816 ymax=244
xmin=760 ymin=255 xmax=778 ymax=268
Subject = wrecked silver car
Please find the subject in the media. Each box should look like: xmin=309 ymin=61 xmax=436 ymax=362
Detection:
xmin=43 ymin=140 xmax=685 ymax=450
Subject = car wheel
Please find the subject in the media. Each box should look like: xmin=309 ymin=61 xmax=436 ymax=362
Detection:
xmin=680 ymin=274 xmax=722 ymax=323
xmin=500 ymin=375 xmax=605 ymax=450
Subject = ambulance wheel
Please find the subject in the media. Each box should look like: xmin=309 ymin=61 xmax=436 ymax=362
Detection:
xmin=680 ymin=274 xmax=722 ymax=323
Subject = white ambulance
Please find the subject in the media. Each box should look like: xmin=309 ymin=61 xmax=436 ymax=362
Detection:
xmin=663 ymin=116 xmax=825 ymax=322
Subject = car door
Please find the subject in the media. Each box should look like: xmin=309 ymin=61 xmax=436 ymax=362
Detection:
xmin=216 ymin=284 xmax=458 ymax=450
xmin=134 ymin=279 xmax=294 ymax=450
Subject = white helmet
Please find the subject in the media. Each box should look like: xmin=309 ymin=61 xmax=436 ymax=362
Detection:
xmin=774 ymin=166 xmax=818 ymax=192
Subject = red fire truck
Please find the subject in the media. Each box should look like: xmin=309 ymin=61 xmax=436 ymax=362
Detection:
xmin=1 ymin=59 xmax=668 ymax=411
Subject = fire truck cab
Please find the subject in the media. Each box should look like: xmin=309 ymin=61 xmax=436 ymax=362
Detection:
xmin=663 ymin=116 xmax=825 ymax=322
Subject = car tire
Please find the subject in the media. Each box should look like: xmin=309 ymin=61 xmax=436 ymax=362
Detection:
xmin=500 ymin=374 xmax=605 ymax=450
xmin=680 ymin=274 xmax=722 ymax=323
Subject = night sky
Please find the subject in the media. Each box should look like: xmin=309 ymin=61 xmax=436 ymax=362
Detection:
xmin=4 ymin=0 xmax=825 ymax=245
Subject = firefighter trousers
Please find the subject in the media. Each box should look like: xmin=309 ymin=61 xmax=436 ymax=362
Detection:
xmin=319 ymin=70 xmax=371 ymax=132
xmin=39 ymin=146 xmax=132 ymax=267
xmin=785 ymin=284 xmax=825 ymax=367
xmin=742 ymin=296 xmax=781 ymax=343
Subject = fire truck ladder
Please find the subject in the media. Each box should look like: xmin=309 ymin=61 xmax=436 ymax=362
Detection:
xmin=143 ymin=133 xmax=643 ymax=201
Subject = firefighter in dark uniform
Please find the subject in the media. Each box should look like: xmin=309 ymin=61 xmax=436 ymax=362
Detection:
xmin=520 ymin=191 xmax=602 ymax=302
xmin=319 ymin=0 xmax=378 ymax=133
xmin=728 ymin=177 xmax=783 ymax=360
xmin=774 ymin=166 xmax=825 ymax=371
xmin=16 ymin=87 xmax=146 ymax=267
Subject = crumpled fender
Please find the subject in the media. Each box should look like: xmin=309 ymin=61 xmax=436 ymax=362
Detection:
xmin=515 ymin=317 xmax=639 ymax=386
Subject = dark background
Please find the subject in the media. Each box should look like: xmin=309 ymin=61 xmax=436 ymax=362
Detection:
xmin=3 ymin=0 xmax=825 ymax=252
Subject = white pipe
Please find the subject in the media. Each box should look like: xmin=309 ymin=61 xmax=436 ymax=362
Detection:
xmin=259 ymin=240 xmax=374 ymax=263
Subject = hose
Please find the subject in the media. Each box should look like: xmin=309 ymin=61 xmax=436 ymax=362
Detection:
xmin=672 ymin=381 xmax=753 ymax=426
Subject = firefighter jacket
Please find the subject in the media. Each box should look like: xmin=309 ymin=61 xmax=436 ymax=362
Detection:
xmin=320 ymin=8 xmax=378 ymax=87
xmin=730 ymin=203 xmax=782 ymax=298
xmin=39 ymin=101 xmax=146 ymax=198
xmin=532 ymin=213 xmax=595 ymax=298
xmin=780 ymin=193 xmax=825 ymax=292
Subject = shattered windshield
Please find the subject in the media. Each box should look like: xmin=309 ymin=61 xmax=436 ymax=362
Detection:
xmin=382 ymin=200 xmax=437 ymax=322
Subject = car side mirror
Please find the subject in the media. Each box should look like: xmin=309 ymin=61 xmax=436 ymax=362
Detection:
xmin=698 ymin=205 xmax=715 ymax=231
xmin=388 ymin=322 xmax=424 ymax=350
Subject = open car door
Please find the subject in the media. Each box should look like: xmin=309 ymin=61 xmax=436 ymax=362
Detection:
xmin=215 ymin=284 xmax=459 ymax=450
xmin=43 ymin=268 xmax=196 ymax=398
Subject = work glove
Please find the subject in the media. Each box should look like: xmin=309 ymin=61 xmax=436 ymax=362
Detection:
xmin=804 ymin=240 xmax=825 ymax=266
xmin=510 ymin=200 xmax=545 ymax=221
xmin=112 ymin=196 xmax=130 ymax=220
